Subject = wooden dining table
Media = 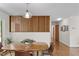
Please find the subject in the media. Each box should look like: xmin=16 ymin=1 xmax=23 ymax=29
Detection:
xmin=1 ymin=42 xmax=48 ymax=56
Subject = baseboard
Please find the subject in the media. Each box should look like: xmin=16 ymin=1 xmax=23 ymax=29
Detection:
xmin=60 ymin=42 xmax=70 ymax=47
xmin=70 ymin=45 xmax=79 ymax=47
xmin=60 ymin=42 xmax=79 ymax=47
xmin=59 ymin=41 xmax=70 ymax=47
xmin=60 ymin=41 xmax=79 ymax=47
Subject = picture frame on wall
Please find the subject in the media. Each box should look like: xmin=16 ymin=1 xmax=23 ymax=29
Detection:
xmin=61 ymin=25 xmax=69 ymax=32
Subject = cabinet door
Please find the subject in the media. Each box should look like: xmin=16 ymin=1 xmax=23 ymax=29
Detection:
xmin=38 ymin=16 xmax=45 ymax=32
xmin=10 ymin=16 xmax=21 ymax=32
xmin=21 ymin=17 xmax=31 ymax=32
xmin=15 ymin=16 xmax=22 ymax=32
xmin=25 ymin=18 xmax=31 ymax=32
xmin=21 ymin=17 xmax=26 ymax=32
xmin=29 ymin=18 xmax=33 ymax=32
xmin=32 ymin=16 xmax=38 ymax=32
xmin=45 ymin=16 xmax=50 ymax=32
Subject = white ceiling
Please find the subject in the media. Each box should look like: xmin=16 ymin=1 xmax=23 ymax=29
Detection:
xmin=0 ymin=3 xmax=79 ymax=21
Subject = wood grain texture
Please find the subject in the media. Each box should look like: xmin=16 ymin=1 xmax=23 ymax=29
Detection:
xmin=29 ymin=18 xmax=33 ymax=32
xmin=21 ymin=17 xmax=26 ymax=32
xmin=9 ymin=16 xmax=11 ymax=32
xmin=55 ymin=25 xmax=59 ymax=42
xmin=2 ymin=42 xmax=48 ymax=51
xmin=21 ymin=17 xmax=24 ymax=32
xmin=38 ymin=16 xmax=45 ymax=32
xmin=52 ymin=42 xmax=69 ymax=56
xmin=32 ymin=16 xmax=38 ymax=32
xmin=10 ymin=16 xmax=15 ymax=32
xmin=24 ymin=18 xmax=30 ymax=32
xmin=45 ymin=16 xmax=50 ymax=32
xmin=15 ymin=16 xmax=21 ymax=32
xmin=10 ymin=16 xmax=50 ymax=32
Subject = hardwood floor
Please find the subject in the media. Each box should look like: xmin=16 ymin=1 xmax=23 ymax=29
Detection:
xmin=1 ymin=42 xmax=79 ymax=56
xmin=52 ymin=42 xmax=79 ymax=56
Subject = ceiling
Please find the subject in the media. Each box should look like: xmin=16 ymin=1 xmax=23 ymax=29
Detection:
xmin=0 ymin=3 xmax=79 ymax=21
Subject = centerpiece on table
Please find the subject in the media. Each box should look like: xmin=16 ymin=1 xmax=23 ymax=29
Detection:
xmin=21 ymin=39 xmax=35 ymax=44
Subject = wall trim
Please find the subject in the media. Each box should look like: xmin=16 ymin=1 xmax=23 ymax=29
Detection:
xmin=60 ymin=40 xmax=70 ymax=47
xmin=70 ymin=45 xmax=79 ymax=47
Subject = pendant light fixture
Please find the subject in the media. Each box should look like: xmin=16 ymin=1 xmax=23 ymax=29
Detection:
xmin=24 ymin=3 xmax=32 ymax=19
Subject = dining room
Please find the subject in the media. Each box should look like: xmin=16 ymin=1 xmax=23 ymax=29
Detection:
xmin=0 ymin=3 xmax=52 ymax=56
xmin=1 ymin=3 xmax=79 ymax=56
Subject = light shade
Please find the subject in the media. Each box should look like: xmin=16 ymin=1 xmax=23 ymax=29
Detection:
xmin=57 ymin=17 xmax=62 ymax=21
xmin=24 ymin=10 xmax=32 ymax=19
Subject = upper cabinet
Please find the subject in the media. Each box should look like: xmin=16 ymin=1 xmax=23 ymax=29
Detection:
xmin=38 ymin=16 xmax=45 ymax=32
xmin=9 ymin=16 xmax=50 ymax=32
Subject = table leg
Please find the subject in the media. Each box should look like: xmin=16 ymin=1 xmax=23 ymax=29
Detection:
xmin=38 ymin=51 xmax=43 ymax=56
xmin=8 ymin=50 xmax=12 ymax=56
xmin=33 ymin=51 xmax=38 ymax=56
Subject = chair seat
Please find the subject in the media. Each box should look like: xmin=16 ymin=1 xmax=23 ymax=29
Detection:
xmin=0 ymin=50 xmax=8 ymax=56
xmin=0 ymin=42 xmax=8 ymax=56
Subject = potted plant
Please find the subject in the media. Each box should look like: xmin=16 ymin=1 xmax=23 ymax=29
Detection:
xmin=5 ymin=38 xmax=13 ymax=45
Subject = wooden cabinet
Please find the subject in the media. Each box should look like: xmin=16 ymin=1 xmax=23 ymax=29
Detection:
xmin=32 ymin=16 xmax=38 ymax=32
xmin=45 ymin=16 xmax=50 ymax=32
xmin=10 ymin=16 xmax=22 ymax=32
xmin=21 ymin=17 xmax=30 ymax=32
xmin=9 ymin=16 xmax=50 ymax=32
xmin=38 ymin=16 xmax=45 ymax=32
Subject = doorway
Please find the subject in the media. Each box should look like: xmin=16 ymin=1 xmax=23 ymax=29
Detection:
xmin=52 ymin=22 xmax=59 ymax=45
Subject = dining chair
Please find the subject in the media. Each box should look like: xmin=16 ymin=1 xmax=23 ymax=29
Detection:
xmin=48 ymin=42 xmax=54 ymax=55
xmin=0 ymin=42 xmax=8 ymax=56
xmin=43 ymin=42 xmax=54 ymax=56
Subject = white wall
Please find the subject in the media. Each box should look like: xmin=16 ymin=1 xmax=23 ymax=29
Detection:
xmin=0 ymin=11 xmax=9 ymax=42
xmin=59 ymin=18 xmax=70 ymax=46
xmin=69 ymin=16 xmax=79 ymax=47
xmin=59 ymin=16 xmax=79 ymax=47
xmin=11 ymin=32 xmax=51 ymax=47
